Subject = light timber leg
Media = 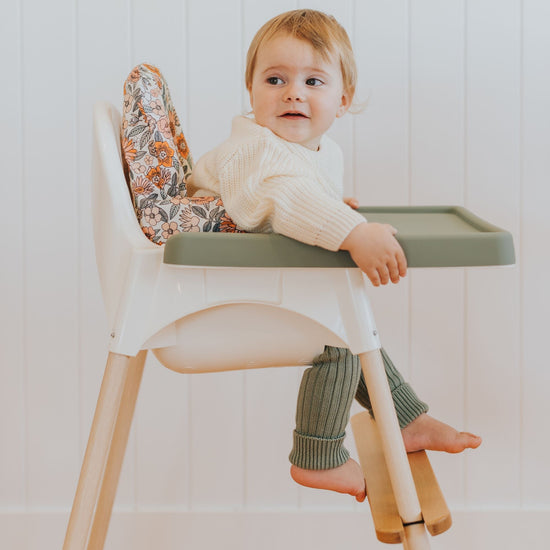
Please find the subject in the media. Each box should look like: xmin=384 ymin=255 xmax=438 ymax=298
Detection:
xmin=63 ymin=351 xmax=145 ymax=550
xmin=358 ymin=350 xmax=423 ymax=526
xmin=351 ymin=412 xmax=404 ymax=543
xmin=87 ymin=350 xmax=146 ymax=550
xmin=403 ymin=523 xmax=430 ymax=550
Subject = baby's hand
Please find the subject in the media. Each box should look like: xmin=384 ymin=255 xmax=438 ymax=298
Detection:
xmin=340 ymin=222 xmax=407 ymax=286
xmin=343 ymin=197 xmax=359 ymax=209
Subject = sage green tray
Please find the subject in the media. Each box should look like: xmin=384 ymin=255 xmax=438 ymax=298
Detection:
xmin=163 ymin=206 xmax=515 ymax=268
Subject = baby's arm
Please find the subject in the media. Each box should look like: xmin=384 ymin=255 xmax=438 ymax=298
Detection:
xmin=340 ymin=222 xmax=407 ymax=287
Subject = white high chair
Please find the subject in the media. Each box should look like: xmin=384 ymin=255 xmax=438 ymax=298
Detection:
xmin=63 ymin=101 xmax=514 ymax=550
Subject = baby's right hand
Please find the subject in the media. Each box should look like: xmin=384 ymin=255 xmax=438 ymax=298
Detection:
xmin=340 ymin=222 xmax=407 ymax=286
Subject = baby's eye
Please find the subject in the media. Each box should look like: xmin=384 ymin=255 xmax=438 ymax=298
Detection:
xmin=267 ymin=77 xmax=284 ymax=85
xmin=306 ymin=78 xmax=323 ymax=86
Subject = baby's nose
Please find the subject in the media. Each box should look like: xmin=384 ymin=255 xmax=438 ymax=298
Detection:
xmin=285 ymin=84 xmax=305 ymax=102
xmin=285 ymin=93 xmax=305 ymax=102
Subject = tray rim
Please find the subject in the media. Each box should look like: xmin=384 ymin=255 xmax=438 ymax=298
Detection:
xmin=163 ymin=205 xmax=516 ymax=268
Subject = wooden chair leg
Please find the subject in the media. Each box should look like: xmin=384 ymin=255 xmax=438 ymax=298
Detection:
xmin=63 ymin=351 xmax=146 ymax=550
xmin=358 ymin=350 xmax=423 ymax=525
xmin=403 ymin=523 xmax=430 ymax=550
xmin=88 ymin=350 xmax=146 ymax=550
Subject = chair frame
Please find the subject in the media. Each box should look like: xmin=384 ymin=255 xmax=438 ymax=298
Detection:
xmin=63 ymin=101 xmax=444 ymax=550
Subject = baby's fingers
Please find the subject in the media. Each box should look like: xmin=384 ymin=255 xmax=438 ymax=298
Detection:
xmin=378 ymin=266 xmax=391 ymax=286
xmin=365 ymin=268 xmax=381 ymax=287
xmin=396 ymin=248 xmax=408 ymax=277
xmin=388 ymin=262 xmax=401 ymax=284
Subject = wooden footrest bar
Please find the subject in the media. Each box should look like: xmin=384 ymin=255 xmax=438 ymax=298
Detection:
xmin=351 ymin=411 xmax=452 ymax=544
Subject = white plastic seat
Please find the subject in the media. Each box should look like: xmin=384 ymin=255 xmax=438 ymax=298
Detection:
xmin=62 ymin=101 xmax=442 ymax=550
xmin=92 ymin=102 xmax=381 ymax=368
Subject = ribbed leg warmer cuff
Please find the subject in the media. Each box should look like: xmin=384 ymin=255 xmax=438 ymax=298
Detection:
xmin=391 ymin=382 xmax=429 ymax=428
xmin=289 ymin=430 xmax=350 ymax=470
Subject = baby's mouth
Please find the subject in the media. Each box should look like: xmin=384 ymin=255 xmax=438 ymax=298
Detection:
xmin=280 ymin=112 xmax=309 ymax=119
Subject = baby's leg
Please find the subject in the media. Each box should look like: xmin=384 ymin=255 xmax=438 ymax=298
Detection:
xmin=355 ymin=349 xmax=481 ymax=453
xmin=289 ymin=347 xmax=366 ymax=502
xmin=290 ymin=347 xmax=482 ymax=502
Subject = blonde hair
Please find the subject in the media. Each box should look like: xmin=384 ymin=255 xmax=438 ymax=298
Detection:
xmin=245 ymin=9 xmax=357 ymax=101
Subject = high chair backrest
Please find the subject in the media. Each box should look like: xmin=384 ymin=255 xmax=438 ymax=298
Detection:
xmin=92 ymin=102 xmax=160 ymax=326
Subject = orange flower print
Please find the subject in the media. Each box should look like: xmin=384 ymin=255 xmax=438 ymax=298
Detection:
xmin=189 ymin=196 xmax=217 ymax=205
xmin=220 ymin=213 xmax=239 ymax=233
xmin=175 ymin=133 xmax=189 ymax=159
xmin=131 ymin=176 xmax=154 ymax=196
xmin=136 ymin=99 xmax=146 ymax=119
xmin=142 ymin=206 xmax=162 ymax=226
xmin=146 ymin=166 xmax=171 ymax=189
xmin=142 ymin=226 xmax=156 ymax=240
xmin=121 ymin=137 xmax=137 ymax=162
xmin=143 ymin=64 xmax=163 ymax=88
xmin=168 ymin=109 xmax=180 ymax=136
xmin=144 ymin=64 xmax=161 ymax=78
xmin=161 ymin=221 xmax=180 ymax=240
xmin=129 ymin=68 xmax=141 ymax=82
xmin=146 ymin=166 xmax=161 ymax=184
xmin=216 ymin=198 xmax=223 ymax=207
xmin=153 ymin=141 xmax=174 ymax=167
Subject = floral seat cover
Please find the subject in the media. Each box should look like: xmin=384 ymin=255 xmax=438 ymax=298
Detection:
xmin=121 ymin=64 xmax=240 ymax=244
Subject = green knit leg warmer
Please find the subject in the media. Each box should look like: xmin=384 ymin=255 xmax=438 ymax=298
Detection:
xmin=289 ymin=346 xmax=428 ymax=470
xmin=289 ymin=347 xmax=360 ymax=470
xmin=355 ymin=347 xmax=429 ymax=429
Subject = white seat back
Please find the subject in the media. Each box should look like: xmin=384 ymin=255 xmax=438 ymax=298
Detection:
xmin=92 ymin=102 xmax=160 ymax=327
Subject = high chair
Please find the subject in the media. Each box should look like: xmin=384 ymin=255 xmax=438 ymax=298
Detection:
xmin=62 ymin=91 xmax=514 ymax=549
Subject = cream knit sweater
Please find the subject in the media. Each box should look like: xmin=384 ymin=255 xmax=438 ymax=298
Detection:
xmin=187 ymin=116 xmax=366 ymax=251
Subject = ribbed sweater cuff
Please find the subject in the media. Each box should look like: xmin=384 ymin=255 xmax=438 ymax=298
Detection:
xmin=314 ymin=206 xmax=366 ymax=251
xmin=289 ymin=430 xmax=350 ymax=470
xmin=392 ymin=383 xmax=429 ymax=428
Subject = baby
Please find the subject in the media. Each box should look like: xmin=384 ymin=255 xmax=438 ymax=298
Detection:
xmin=188 ymin=9 xmax=481 ymax=501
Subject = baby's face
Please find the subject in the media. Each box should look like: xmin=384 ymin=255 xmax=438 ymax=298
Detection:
xmin=249 ymin=33 xmax=350 ymax=150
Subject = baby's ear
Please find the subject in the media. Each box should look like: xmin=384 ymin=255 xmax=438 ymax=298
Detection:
xmin=248 ymin=86 xmax=255 ymax=111
xmin=336 ymin=91 xmax=352 ymax=118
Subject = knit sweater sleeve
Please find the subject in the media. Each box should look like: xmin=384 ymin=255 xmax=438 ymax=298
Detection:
xmin=217 ymin=138 xmax=365 ymax=251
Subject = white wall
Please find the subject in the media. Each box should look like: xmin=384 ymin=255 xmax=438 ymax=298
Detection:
xmin=1 ymin=0 xmax=549 ymax=549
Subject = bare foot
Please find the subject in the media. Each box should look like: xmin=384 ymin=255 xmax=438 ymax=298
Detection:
xmin=290 ymin=458 xmax=366 ymax=502
xmin=290 ymin=415 xmax=480 ymax=501
xmin=402 ymin=413 xmax=482 ymax=453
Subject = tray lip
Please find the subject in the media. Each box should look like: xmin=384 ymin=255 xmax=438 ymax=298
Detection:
xmin=163 ymin=205 xmax=516 ymax=268
xmin=357 ymin=204 xmax=505 ymax=234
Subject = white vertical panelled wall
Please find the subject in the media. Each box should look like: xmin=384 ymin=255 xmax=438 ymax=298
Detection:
xmin=0 ymin=0 xmax=548 ymax=549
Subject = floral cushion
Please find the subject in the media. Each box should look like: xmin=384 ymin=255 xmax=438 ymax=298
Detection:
xmin=121 ymin=64 xmax=240 ymax=244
